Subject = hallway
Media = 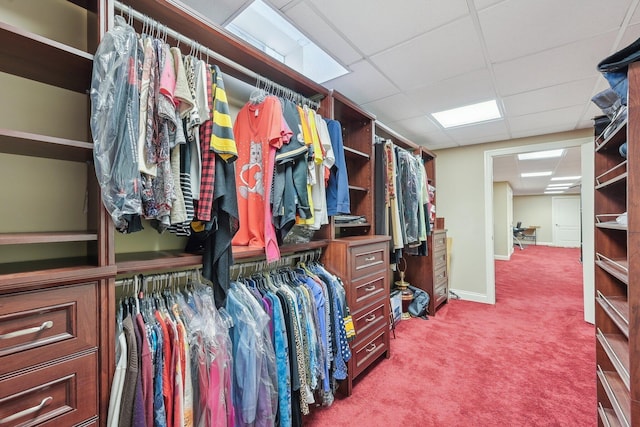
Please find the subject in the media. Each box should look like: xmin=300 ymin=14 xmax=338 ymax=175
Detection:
xmin=305 ymin=245 xmax=595 ymax=426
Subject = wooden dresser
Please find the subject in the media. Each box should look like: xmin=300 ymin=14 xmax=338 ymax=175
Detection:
xmin=321 ymin=235 xmax=391 ymax=396
xmin=0 ymin=280 xmax=107 ymax=426
xmin=429 ymin=229 xmax=449 ymax=315
xmin=403 ymin=228 xmax=449 ymax=315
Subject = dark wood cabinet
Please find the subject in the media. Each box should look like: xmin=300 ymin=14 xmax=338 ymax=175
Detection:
xmin=374 ymin=122 xmax=448 ymax=315
xmin=0 ymin=1 xmax=110 ymax=425
xmin=593 ymin=61 xmax=640 ymax=426
xmin=321 ymin=235 xmax=391 ymax=396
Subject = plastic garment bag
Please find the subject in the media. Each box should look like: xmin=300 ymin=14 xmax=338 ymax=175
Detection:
xmin=90 ymin=16 xmax=142 ymax=231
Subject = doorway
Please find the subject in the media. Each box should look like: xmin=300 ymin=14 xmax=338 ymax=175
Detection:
xmin=484 ymin=137 xmax=594 ymax=322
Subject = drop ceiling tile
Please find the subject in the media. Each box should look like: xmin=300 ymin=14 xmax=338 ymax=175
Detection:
xmin=422 ymin=130 xmax=458 ymax=149
xmin=493 ymin=32 xmax=618 ymax=96
xmin=581 ymin=100 xmax=605 ymax=123
xmin=502 ymin=78 xmax=598 ymax=117
xmin=508 ymin=105 xmax=585 ymax=135
xmin=307 ymin=0 xmax=469 ymax=56
xmin=322 ymin=60 xmax=397 ymax=105
xmin=619 ymin=22 xmax=640 ymax=49
xmin=371 ymin=16 xmax=486 ymax=91
xmin=445 ymin=119 xmax=509 ymax=144
xmin=509 ymin=124 xmax=577 ymax=140
xmin=362 ymin=93 xmax=423 ymax=123
xmin=387 ymin=116 xmax=449 ymax=146
xmin=268 ymin=0 xmax=296 ymax=9
xmin=479 ymin=0 xmax=632 ymax=63
xmin=424 ymin=139 xmax=459 ymax=150
xmin=474 ymin=0 xmax=507 ymax=11
xmin=283 ymin=2 xmax=362 ymax=66
xmin=629 ymin=4 xmax=640 ymax=24
xmin=407 ymin=68 xmax=497 ymax=114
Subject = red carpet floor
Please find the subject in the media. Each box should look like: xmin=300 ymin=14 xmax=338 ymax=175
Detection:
xmin=304 ymin=245 xmax=596 ymax=426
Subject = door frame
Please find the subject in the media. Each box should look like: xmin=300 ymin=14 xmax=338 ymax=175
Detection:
xmin=483 ymin=137 xmax=589 ymax=306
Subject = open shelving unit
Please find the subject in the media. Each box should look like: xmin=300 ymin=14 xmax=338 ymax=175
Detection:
xmin=594 ymin=61 xmax=640 ymax=427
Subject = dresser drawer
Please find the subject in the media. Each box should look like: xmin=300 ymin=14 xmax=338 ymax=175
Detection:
xmin=434 ymin=279 xmax=448 ymax=304
xmin=432 ymin=233 xmax=447 ymax=252
xmin=351 ymin=328 xmax=388 ymax=378
xmin=350 ymin=275 xmax=386 ymax=313
xmin=0 ymin=283 xmax=98 ymax=375
xmin=353 ymin=300 xmax=387 ymax=341
xmin=433 ymin=248 xmax=447 ymax=270
xmin=351 ymin=243 xmax=386 ymax=279
xmin=0 ymin=351 xmax=97 ymax=426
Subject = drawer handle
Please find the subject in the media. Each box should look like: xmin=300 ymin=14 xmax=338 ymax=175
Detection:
xmin=0 ymin=396 xmax=53 ymax=424
xmin=364 ymin=256 xmax=376 ymax=262
xmin=365 ymin=343 xmax=377 ymax=353
xmin=0 ymin=321 xmax=54 ymax=340
xmin=365 ymin=314 xmax=376 ymax=323
xmin=364 ymin=285 xmax=376 ymax=292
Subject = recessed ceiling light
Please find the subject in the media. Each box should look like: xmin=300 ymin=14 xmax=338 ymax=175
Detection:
xmin=546 ymin=186 xmax=570 ymax=190
xmin=551 ymin=176 xmax=581 ymax=181
xmin=518 ymin=149 xmax=565 ymax=160
xmin=431 ymin=100 xmax=502 ymax=128
xmin=544 ymin=191 xmax=564 ymax=194
xmin=547 ymin=183 xmax=573 ymax=187
xmin=521 ymin=171 xmax=553 ymax=178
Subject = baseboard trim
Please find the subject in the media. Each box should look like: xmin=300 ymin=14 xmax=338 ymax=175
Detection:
xmin=494 ymin=254 xmax=510 ymax=261
xmin=449 ymin=289 xmax=493 ymax=304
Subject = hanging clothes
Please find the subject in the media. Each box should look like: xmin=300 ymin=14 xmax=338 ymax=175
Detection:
xmin=324 ymin=119 xmax=350 ymax=216
xmin=232 ymin=95 xmax=290 ymax=262
xmin=90 ymin=16 xmax=142 ymax=233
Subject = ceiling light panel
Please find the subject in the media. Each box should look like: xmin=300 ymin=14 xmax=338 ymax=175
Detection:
xmin=551 ymin=176 xmax=581 ymax=181
xmin=517 ymin=149 xmax=565 ymax=160
xmin=521 ymin=171 xmax=552 ymax=177
xmin=432 ymin=100 xmax=502 ymax=128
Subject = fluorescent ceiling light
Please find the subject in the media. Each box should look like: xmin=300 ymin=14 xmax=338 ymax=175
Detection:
xmin=546 ymin=186 xmax=570 ymax=190
xmin=431 ymin=100 xmax=502 ymax=128
xmin=544 ymin=191 xmax=564 ymax=194
xmin=547 ymin=183 xmax=573 ymax=187
xmin=225 ymin=0 xmax=348 ymax=83
xmin=521 ymin=171 xmax=552 ymax=178
xmin=518 ymin=149 xmax=564 ymax=160
xmin=551 ymin=176 xmax=581 ymax=181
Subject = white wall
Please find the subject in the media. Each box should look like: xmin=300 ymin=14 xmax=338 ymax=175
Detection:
xmin=513 ymin=195 xmax=552 ymax=244
xmin=434 ymin=129 xmax=593 ymax=303
xmin=493 ymin=182 xmax=511 ymax=259
xmin=582 ymin=142 xmax=595 ymax=324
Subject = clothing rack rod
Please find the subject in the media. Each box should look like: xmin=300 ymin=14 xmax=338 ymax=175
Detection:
xmin=115 ymin=268 xmax=201 ymax=287
xmin=113 ymin=0 xmax=320 ymax=110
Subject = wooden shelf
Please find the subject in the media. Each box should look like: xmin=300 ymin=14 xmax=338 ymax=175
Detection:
xmin=595 ymin=171 xmax=628 ymax=190
xmin=0 ymin=21 xmax=93 ymax=93
xmin=596 ymin=221 xmax=627 ymax=231
xmin=0 ymin=260 xmax=115 ymax=294
xmin=348 ymin=185 xmax=369 ymax=193
xmin=599 ymin=403 xmax=623 ymax=427
xmin=335 ymin=222 xmax=371 ymax=228
xmin=597 ymin=292 xmax=629 ymax=338
xmin=597 ymin=328 xmax=630 ymax=390
xmin=0 ymin=128 xmax=93 ymax=161
xmin=116 ymin=240 xmax=330 ymax=274
xmin=596 ymin=119 xmax=627 ymax=153
xmin=596 ymin=258 xmax=629 ymax=285
xmin=0 ymin=232 xmax=98 ymax=245
xmin=597 ymin=367 xmax=631 ymax=427
xmin=343 ymin=146 xmax=370 ymax=159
